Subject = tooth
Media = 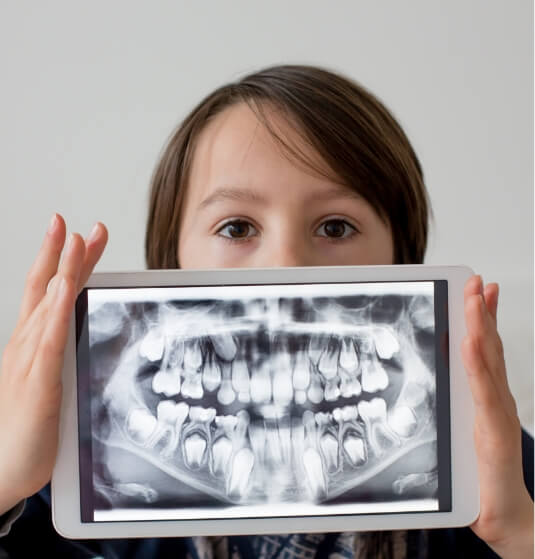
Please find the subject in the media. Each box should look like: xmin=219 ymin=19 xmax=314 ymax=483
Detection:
xmin=306 ymin=374 xmax=324 ymax=404
xmin=152 ymin=369 xmax=181 ymax=397
xmin=360 ymin=356 xmax=389 ymax=393
xmin=139 ymin=329 xmax=165 ymax=362
xmin=373 ymin=327 xmax=400 ymax=359
xmin=388 ymin=405 xmax=418 ymax=438
xmin=202 ymin=357 xmax=222 ymax=391
xmin=211 ymin=333 xmax=237 ymax=361
xmin=303 ymin=447 xmax=326 ymax=499
xmin=341 ymin=405 xmax=358 ymax=422
xmin=217 ymin=378 xmax=235 ymax=405
xmin=189 ymin=405 xmax=216 ymax=424
xmin=303 ymin=410 xmax=317 ymax=446
xmin=231 ymin=357 xmax=251 ymax=404
xmin=402 ymin=381 xmax=427 ymax=407
xmin=339 ymin=338 xmax=359 ymax=371
xmin=156 ymin=400 xmax=189 ymax=456
xmin=358 ymin=398 xmax=400 ymax=457
xmin=343 ymin=434 xmax=367 ymax=466
xmin=126 ymin=408 xmax=157 ymax=445
xmin=315 ymin=411 xmax=331 ymax=427
xmin=211 ymin=436 xmax=233 ymax=476
xmin=184 ymin=433 xmax=207 ymax=468
xmin=318 ymin=337 xmax=339 ymax=380
xmin=167 ymin=339 xmax=184 ymax=368
xmin=273 ymin=367 xmax=293 ymax=406
xmin=320 ymin=433 xmax=339 ymax=473
xmin=180 ymin=374 xmax=204 ymax=399
xmin=278 ymin=419 xmax=292 ymax=464
xmin=249 ymin=423 xmax=267 ymax=465
xmin=393 ymin=471 xmax=438 ymax=495
xmin=227 ymin=448 xmax=254 ymax=498
xmin=324 ymin=378 xmax=340 ymax=401
xmin=183 ymin=339 xmax=203 ymax=370
xmin=340 ymin=370 xmax=361 ymax=398
xmin=291 ymin=418 xmax=305 ymax=471
xmin=307 ymin=335 xmax=325 ymax=365
xmin=294 ymin=390 xmax=307 ymax=405
xmin=292 ymin=351 xmax=311 ymax=390
xmin=266 ymin=423 xmax=283 ymax=463
xmin=250 ymin=364 xmax=271 ymax=404
xmin=215 ymin=414 xmax=238 ymax=434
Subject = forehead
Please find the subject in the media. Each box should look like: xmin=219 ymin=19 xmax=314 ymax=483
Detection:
xmin=186 ymin=103 xmax=343 ymax=203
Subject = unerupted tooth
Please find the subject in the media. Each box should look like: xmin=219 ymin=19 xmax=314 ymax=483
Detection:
xmin=167 ymin=339 xmax=184 ymax=368
xmin=307 ymin=335 xmax=325 ymax=365
xmin=231 ymin=359 xmax=250 ymax=394
xmin=139 ymin=329 xmax=165 ymax=362
xmin=184 ymin=433 xmax=207 ymax=468
xmin=294 ymin=390 xmax=307 ymax=405
xmin=152 ymin=369 xmax=181 ymax=397
xmin=126 ymin=408 xmax=157 ymax=444
xmin=183 ymin=340 xmax=203 ymax=371
xmin=373 ymin=327 xmax=400 ymax=359
xmin=320 ymin=433 xmax=339 ymax=473
xmin=211 ymin=436 xmax=233 ymax=476
xmin=273 ymin=367 xmax=293 ymax=406
xmin=388 ymin=405 xmax=418 ymax=438
xmin=303 ymin=447 xmax=326 ymax=499
xmin=339 ymin=338 xmax=359 ymax=371
xmin=189 ymin=406 xmax=216 ymax=423
xmin=292 ymin=352 xmax=311 ymax=390
xmin=181 ymin=375 xmax=204 ymax=399
xmin=307 ymin=375 xmax=324 ymax=404
xmin=227 ymin=448 xmax=254 ymax=498
xmin=343 ymin=434 xmax=366 ymax=466
xmin=358 ymin=398 xmax=400 ymax=456
xmin=360 ymin=357 xmax=389 ymax=393
xmin=250 ymin=365 xmax=271 ymax=404
xmin=402 ymin=382 xmax=428 ymax=407
xmin=217 ymin=379 xmax=236 ymax=405
xmin=202 ymin=358 xmax=222 ymax=392
xmin=318 ymin=338 xmax=339 ymax=380
xmin=210 ymin=333 xmax=237 ymax=361
xmin=324 ymin=379 xmax=340 ymax=401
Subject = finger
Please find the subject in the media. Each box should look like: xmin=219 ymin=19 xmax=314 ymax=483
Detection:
xmin=17 ymin=214 xmax=66 ymax=327
xmin=483 ymin=283 xmax=499 ymax=325
xmin=464 ymin=274 xmax=483 ymax=305
xmin=77 ymin=222 xmax=109 ymax=291
xmin=30 ymin=274 xmax=77 ymax=388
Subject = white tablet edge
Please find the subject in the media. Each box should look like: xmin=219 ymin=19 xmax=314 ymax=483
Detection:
xmin=52 ymin=264 xmax=479 ymax=538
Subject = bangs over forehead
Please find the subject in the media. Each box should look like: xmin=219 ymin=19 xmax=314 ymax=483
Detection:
xmin=145 ymin=65 xmax=430 ymax=268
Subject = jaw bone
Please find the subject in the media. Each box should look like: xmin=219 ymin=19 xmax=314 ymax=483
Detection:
xmin=357 ymin=398 xmax=400 ymax=457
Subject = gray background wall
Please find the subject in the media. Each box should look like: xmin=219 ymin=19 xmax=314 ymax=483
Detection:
xmin=0 ymin=1 xmax=532 ymax=433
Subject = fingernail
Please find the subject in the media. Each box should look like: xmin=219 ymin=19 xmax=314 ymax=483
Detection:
xmin=48 ymin=213 xmax=58 ymax=234
xmin=87 ymin=223 xmax=100 ymax=243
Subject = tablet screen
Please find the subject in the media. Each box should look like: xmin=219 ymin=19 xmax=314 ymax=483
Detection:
xmin=75 ymin=280 xmax=451 ymax=523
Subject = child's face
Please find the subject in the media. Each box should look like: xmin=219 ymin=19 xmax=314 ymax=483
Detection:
xmin=178 ymin=103 xmax=394 ymax=269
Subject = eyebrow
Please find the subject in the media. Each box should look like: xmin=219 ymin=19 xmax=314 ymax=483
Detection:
xmin=198 ymin=184 xmax=363 ymax=210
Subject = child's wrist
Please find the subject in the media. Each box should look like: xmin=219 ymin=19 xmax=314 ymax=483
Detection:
xmin=490 ymin=500 xmax=534 ymax=559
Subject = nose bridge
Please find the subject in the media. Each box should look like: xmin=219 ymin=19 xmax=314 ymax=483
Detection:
xmin=265 ymin=227 xmax=310 ymax=268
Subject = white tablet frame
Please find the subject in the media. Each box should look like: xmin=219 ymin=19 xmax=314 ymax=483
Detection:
xmin=52 ymin=264 xmax=479 ymax=539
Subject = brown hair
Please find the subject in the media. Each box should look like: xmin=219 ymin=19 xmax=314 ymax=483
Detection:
xmin=145 ymin=64 xmax=430 ymax=268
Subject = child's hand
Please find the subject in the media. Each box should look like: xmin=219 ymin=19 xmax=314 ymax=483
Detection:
xmin=0 ymin=214 xmax=108 ymax=515
xmin=462 ymin=275 xmax=533 ymax=558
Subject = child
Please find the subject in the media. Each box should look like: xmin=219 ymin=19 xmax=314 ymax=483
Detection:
xmin=0 ymin=65 xmax=532 ymax=558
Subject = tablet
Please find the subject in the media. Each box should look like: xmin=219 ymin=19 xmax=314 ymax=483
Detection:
xmin=51 ymin=264 xmax=479 ymax=539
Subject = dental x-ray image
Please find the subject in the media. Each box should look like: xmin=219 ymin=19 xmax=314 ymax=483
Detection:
xmin=76 ymin=281 xmax=450 ymax=522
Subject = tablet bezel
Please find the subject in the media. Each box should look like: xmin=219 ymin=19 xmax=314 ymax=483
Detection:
xmin=52 ymin=264 xmax=479 ymax=539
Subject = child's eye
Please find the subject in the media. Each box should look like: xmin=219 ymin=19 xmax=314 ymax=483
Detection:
xmin=217 ymin=220 xmax=258 ymax=242
xmin=316 ymin=219 xmax=358 ymax=240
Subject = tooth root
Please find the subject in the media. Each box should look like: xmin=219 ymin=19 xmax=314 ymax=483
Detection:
xmin=278 ymin=421 xmax=291 ymax=464
xmin=126 ymin=408 xmax=158 ymax=445
xmin=273 ymin=367 xmax=293 ymax=406
xmin=250 ymin=365 xmax=271 ymax=404
xmin=211 ymin=333 xmax=237 ymax=361
xmin=212 ymin=436 xmax=233 ymax=476
xmin=184 ymin=433 xmax=207 ymax=468
xmin=202 ymin=357 xmax=222 ymax=392
xmin=307 ymin=335 xmax=325 ymax=365
xmin=231 ymin=358 xmax=250 ymax=403
xmin=339 ymin=338 xmax=359 ymax=371
xmin=320 ymin=433 xmax=339 ymax=473
xmin=343 ymin=434 xmax=367 ymax=466
xmin=217 ymin=378 xmax=236 ymax=405
xmin=291 ymin=418 xmax=305 ymax=469
xmin=303 ymin=447 xmax=326 ymax=499
xmin=373 ymin=327 xmax=400 ymax=359
xmin=227 ymin=448 xmax=254 ymax=499
xmin=139 ymin=329 xmax=164 ymax=362
xmin=184 ymin=339 xmax=203 ymax=370
xmin=306 ymin=374 xmax=324 ymax=404
xmin=266 ymin=424 xmax=283 ymax=463
xmin=181 ymin=374 xmax=204 ymax=399
xmin=388 ymin=405 xmax=418 ymax=438
xmin=152 ymin=369 xmax=181 ymax=397
xmin=318 ymin=338 xmax=339 ymax=380
xmin=360 ymin=357 xmax=389 ymax=393
xmin=249 ymin=423 xmax=267 ymax=464
xmin=324 ymin=378 xmax=340 ymax=401
xmin=292 ymin=352 xmax=311 ymax=390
